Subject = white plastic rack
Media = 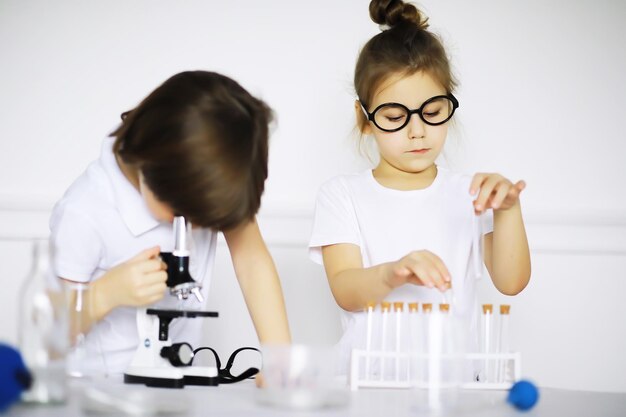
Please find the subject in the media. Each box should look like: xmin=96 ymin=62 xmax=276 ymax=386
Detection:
xmin=350 ymin=349 xmax=521 ymax=391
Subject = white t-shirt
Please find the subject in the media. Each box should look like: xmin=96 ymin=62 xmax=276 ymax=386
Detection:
xmin=49 ymin=137 xmax=218 ymax=375
xmin=308 ymin=167 xmax=493 ymax=373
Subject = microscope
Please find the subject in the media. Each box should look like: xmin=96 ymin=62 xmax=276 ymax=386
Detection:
xmin=124 ymin=216 xmax=219 ymax=388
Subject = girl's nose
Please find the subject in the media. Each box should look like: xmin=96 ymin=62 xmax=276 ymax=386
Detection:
xmin=407 ymin=113 xmax=426 ymax=139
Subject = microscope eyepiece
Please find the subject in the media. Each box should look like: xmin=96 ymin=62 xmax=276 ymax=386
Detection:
xmin=161 ymin=215 xmax=203 ymax=303
xmin=173 ymin=216 xmax=190 ymax=257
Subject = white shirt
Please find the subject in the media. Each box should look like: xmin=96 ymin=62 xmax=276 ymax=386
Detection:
xmin=49 ymin=137 xmax=217 ymax=375
xmin=308 ymin=167 xmax=493 ymax=373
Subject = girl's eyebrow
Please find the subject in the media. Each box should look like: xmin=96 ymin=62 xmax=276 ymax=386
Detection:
xmin=375 ymin=95 xmax=445 ymax=109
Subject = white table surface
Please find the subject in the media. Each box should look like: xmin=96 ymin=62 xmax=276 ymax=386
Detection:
xmin=6 ymin=377 xmax=626 ymax=417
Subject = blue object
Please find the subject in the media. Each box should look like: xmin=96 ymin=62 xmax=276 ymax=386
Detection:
xmin=0 ymin=343 xmax=32 ymax=412
xmin=507 ymin=380 xmax=539 ymax=411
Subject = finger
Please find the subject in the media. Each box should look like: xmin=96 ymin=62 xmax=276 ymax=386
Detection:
xmin=136 ymin=282 xmax=168 ymax=303
xmin=403 ymin=261 xmax=433 ymax=288
xmin=130 ymin=271 xmax=167 ymax=292
xmin=507 ymin=184 xmax=522 ymax=202
xmin=144 ymin=291 xmax=166 ymax=306
xmin=144 ymin=281 xmax=168 ymax=296
xmin=490 ymin=181 xmax=511 ymax=209
xmin=469 ymin=173 xmax=488 ymax=196
xmin=142 ymin=270 xmax=168 ymax=285
xmin=409 ymin=261 xmax=445 ymax=290
xmin=137 ymin=258 xmax=168 ymax=273
xmin=474 ymin=176 xmax=500 ymax=213
xmin=404 ymin=253 xmax=445 ymax=288
xmin=514 ymin=180 xmax=526 ymax=193
xmin=392 ymin=265 xmax=412 ymax=277
xmin=128 ymin=246 xmax=161 ymax=263
xmin=424 ymin=252 xmax=452 ymax=282
xmin=427 ymin=266 xmax=448 ymax=291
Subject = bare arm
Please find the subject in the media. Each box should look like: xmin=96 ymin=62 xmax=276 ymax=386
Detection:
xmin=223 ymin=219 xmax=291 ymax=344
xmin=472 ymin=174 xmax=531 ymax=295
xmin=322 ymin=243 xmax=451 ymax=312
xmin=483 ymin=202 xmax=531 ymax=295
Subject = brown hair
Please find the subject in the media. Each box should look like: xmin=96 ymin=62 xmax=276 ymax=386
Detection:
xmin=110 ymin=71 xmax=273 ymax=230
xmin=355 ymin=0 xmax=457 ymax=131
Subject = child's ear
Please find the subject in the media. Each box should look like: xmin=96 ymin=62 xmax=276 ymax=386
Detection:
xmin=354 ymin=100 xmax=372 ymax=135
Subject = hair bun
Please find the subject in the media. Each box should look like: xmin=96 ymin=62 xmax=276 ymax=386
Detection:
xmin=369 ymin=0 xmax=429 ymax=30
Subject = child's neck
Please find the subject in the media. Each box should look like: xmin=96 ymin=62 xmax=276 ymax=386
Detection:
xmin=372 ymin=164 xmax=438 ymax=191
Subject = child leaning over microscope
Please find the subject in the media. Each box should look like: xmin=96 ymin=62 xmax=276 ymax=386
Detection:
xmin=50 ymin=71 xmax=291 ymax=375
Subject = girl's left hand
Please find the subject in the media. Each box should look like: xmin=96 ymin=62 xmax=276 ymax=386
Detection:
xmin=470 ymin=173 xmax=526 ymax=214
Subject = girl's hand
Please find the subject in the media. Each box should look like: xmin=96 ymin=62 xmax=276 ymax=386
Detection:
xmin=470 ymin=173 xmax=526 ymax=214
xmin=255 ymin=372 xmax=265 ymax=388
xmin=92 ymin=246 xmax=168 ymax=316
xmin=385 ymin=250 xmax=451 ymax=292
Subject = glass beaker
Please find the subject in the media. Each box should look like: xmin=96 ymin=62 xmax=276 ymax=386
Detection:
xmin=64 ymin=281 xmax=91 ymax=379
xmin=259 ymin=344 xmax=346 ymax=410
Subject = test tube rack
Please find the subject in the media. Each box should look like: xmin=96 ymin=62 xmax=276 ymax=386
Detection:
xmin=350 ymin=301 xmax=520 ymax=391
xmin=350 ymin=350 xmax=521 ymax=391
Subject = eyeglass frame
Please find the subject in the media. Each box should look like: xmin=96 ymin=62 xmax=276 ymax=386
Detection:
xmin=359 ymin=94 xmax=459 ymax=132
xmin=191 ymin=346 xmax=261 ymax=382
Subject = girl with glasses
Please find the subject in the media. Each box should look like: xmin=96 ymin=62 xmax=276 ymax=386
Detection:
xmin=309 ymin=0 xmax=530 ymax=375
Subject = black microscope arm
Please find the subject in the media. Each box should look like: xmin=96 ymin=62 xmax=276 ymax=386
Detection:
xmin=146 ymin=309 xmax=218 ymax=341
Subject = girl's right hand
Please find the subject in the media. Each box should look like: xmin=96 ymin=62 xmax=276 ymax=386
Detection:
xmin=384 ymin=250 xmax=451 ymax=292
xmin=92 ymin=246 xmax=168 ymax=316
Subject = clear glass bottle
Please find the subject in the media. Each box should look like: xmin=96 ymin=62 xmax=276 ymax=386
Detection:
xmin=18 ymin=239 xmax=68 ymax=404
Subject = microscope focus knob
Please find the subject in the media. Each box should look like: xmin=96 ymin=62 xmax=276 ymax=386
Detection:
xmin=160 ymin=342 xmax=194 ymax=367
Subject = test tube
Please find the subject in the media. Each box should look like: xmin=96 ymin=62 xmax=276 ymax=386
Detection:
xmin=365 ymin=301 xmax=376 ymax=380
xmin=472 ymin=214 xmax=484 ymax=279
xmin=425 ymin=302 xmax=446 ymax=403
xmin=441 ymin=283 xmax=453 ymax=307
xmin=497 ymin=304 xmax=511 ymax=383
xmin=380 ymin=301 xmax=391 ymax=380
xmin=439 ymin=304 xmax=451 ymax=360
xmin=408 ymin=302 xmax=419 ymax=352
xmin=420 ymin=303 xmax=432 ymax=387
xmin=393 ymin=302 xmax=404 ymax=381
xmin=407 ymin=302 xmax=419 ymax=382
xmin=439 ymin=303 xmax=454 ymax=386
xmin=480 ymin=304 xmax=494 ymax=382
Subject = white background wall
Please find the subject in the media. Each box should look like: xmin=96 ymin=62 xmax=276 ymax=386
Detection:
xmin=1 ymin=0 xmax=625 ymax=393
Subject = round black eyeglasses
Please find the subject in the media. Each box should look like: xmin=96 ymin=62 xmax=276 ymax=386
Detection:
xmin=360 ymin=94 xmax=459 ymax=132
xmin=191 ymin=346 xmax=261 ymax=383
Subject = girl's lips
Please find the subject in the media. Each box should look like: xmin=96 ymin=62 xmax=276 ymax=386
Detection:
xmin=408 ymin=148 xmax=429 ymax=154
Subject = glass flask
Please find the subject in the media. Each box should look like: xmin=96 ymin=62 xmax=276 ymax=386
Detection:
xmin=18 ymin=239 xmax=68 ymax=404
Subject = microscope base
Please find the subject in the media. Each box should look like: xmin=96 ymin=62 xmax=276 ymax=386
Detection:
xmin=124 ymin=366 xmax=219 ymax=388
xmin=124 ymin=372 xmax=184 ymax=389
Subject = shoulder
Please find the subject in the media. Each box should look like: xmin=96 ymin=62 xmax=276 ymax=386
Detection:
xmin=317 ymin=170 xmax=371 ymax=197
xmin=437 ymin=166 xmax=473 ymax=201
xmin=50 ymin=160 xmax=114 ymax=229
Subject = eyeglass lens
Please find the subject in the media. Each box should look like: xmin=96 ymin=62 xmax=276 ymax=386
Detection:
xmin=373 ymin=97 xmax=455 ymax=130
xmin=228 ymin=348 xmax=262 ymax=377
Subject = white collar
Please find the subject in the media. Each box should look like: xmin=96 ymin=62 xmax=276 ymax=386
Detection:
xmin=99 ymin=137 xmax=161 ymax=236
